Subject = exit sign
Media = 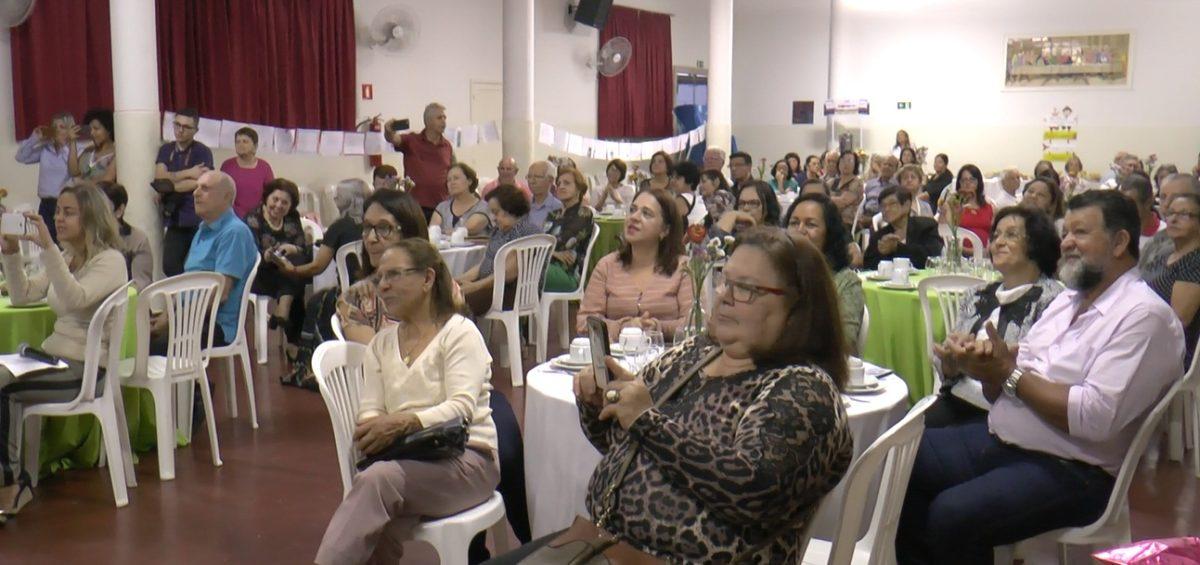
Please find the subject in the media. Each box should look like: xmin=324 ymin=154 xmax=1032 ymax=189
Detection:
xmin=897 ymin=101 xmax=912 ymax=110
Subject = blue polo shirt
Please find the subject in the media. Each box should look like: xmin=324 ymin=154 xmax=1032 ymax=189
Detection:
xmin=185 ymin=209 xmax=257 ymax=339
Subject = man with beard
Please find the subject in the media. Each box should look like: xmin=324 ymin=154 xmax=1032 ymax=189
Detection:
xmin=896 ymin=190 xmax=1185 ymax=565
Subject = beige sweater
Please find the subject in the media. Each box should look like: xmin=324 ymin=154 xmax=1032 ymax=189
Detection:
xmin=358 ymin=314 xmax=497 ymax=452
xmin=2 ymin=246 xmax=128 ymax=361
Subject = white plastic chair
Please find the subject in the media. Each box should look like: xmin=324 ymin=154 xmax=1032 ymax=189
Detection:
xmin=481 ymin=234 xmax=556 ymax=387
xmin=118 ymin=273 xmax=224 ymax=480
xmin=856 ymin=304 xmax=870 ymax=356
xmin=209 ymin=254 xmax=261 ymax=429
xmin=937 ymin=223 xmax=985 ymax=262
xmin=993 ymin=367 xmax=1196 ymax=564
xmin=335 ymin=241 xmax=363 ymax=291
xmin=21 ymin=283 xmax=136 ymax=507
xmin=917 ymin=275 xmax=986 ymax=391
xmin=299 ymin=189 xmax=320 ymax=218
xmin=300 ymin=216 xmax=324 ymax=246
xmin=311 ymin=341 xmax=511 ymax=564
xmin=803 ymin=396 xmax=937 ymax=565
xmin=536 ymin=224 xmax=602 ymax=362
xmin=330 ymin=312 xmax=346 ymax=341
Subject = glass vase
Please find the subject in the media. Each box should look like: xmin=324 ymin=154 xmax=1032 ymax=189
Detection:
xmin=674 ymin=302 xmax=706 ymax=346
xmin=944 ymin=235 xmax=964 ymax=273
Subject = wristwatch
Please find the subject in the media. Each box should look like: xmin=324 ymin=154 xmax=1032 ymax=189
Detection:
xmin=1003 ymin=368 xmax=1024 ymax=399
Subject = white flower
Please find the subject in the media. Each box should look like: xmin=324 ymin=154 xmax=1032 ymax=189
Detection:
xmin=723 ymin=235 xmax=735 ymax=245
xmin=715 ymin=248 xmax=726 ymax=259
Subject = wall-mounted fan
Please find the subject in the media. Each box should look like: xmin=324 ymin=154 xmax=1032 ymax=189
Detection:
xmin=593 ymin=36 xmax=631 ymax=77
xmin=367 ymin=5 xmax=420 ymax=53
xmin=1 ymin=0 xmax=37 ymax=27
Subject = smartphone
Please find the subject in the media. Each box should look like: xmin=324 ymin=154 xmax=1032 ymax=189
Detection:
xmin=390 ymin=118 xmax=411 ymax=132
xmin=0 ymin=213 xmax=30 ymax=238
xmin=586 ymin=316 xmax=611 ymax=388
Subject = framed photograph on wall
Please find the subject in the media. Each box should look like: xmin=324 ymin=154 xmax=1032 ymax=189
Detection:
xmin=1004 ymin=33 xmax=1131 ymax=89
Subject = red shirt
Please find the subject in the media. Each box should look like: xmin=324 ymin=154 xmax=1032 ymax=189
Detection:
xmin=960 ymin=203 xmax=994 ymax=250
xmin=396 ymin=130 xmax=454 ymax=209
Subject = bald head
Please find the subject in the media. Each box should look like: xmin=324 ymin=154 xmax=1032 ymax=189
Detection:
xmin=194 ymin=171 xmax=236 ymax=222
xmin=1001 ymin=168 xmax=1022 ymax=193
xmin=497 ymin=157 xmax=519 ymax=183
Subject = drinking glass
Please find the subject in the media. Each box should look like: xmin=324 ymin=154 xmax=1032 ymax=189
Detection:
xmin=620 ymin=331 xmax=648 ymax=372
xmin=645 ymin=330 xmax=665 ymax=363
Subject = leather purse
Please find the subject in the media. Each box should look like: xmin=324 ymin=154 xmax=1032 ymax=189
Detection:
xmin=355 ymin=417 xmax=469 ymax=471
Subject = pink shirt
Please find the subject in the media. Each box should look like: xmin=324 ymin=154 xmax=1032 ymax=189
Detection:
xmin=221 ymin=157 xmax=275 ymax=218
xmin=577 ymin=253 xmax=694 ymax=340
xmin=481 ymin=178 xmax=532 ymax=201
xmin=990 ymin=268 xmax=1184 ymax=474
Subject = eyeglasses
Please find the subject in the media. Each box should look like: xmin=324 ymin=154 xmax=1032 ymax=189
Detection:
xmin=363 ymin=222 xmax=400 ymax=239
xmin=378 ymin=267 xmax=425 ymax=285
xmin=737 ymin=200 xmax=762 ymax=210
xmin=718 ymin=279 xmax=787 ymax=304
xmin=992 ymin=230 xmax=1026 ymax=243
xmin=1166 ymin=211 xmax=1200 ymax=221
xmin=173 ymin=122 xmax=196 ymax=131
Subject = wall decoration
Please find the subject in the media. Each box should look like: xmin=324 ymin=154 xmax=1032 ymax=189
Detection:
xmin=1005 ymin=33 xmax=1130 ymax=88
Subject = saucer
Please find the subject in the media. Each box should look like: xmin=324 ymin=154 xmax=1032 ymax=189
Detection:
xmin=879 ymin=281 xmax=916 ymax=291
xmin=865 ymin=272 xmax=891 ymax=281
xmin=845 ymin=375 xmax=884 ymax=394
xmin=551 ymin=355 xmax=590 ymax=370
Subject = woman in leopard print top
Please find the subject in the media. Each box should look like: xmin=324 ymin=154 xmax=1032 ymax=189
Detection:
xmin=575 ymin=228 xmax=854 ymax=563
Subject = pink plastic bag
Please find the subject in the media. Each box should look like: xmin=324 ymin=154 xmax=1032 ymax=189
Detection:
xmin=1093 ymin=537 xmax=1200 ymax=564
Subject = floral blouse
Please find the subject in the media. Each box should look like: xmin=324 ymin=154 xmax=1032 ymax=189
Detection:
xmin=244 ymin=206 xmax=309 ymax=261
xmin=336 ymin=274 xmax=396 ymax=335
xmin=702 ymin=188 xmax=735 ymax=225
xmin=579 ymin=335 xmax=853 ymax=563
xmin=544 ymin=201 xmax=595 ymax=279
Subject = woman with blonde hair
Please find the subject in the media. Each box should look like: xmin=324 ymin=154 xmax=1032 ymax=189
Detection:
xmin=0 ymin=183 xmax=129 ymax=517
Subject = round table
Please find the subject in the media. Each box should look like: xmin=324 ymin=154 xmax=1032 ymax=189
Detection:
xmin=0 ymin=289 xmax=156 ymax=475
xmin=859 ymin=269 xmax=950 ymax=402
xmin=587 ymin=216 xmax=626 ymax=276
xmin=439 ymin=244 xmax=487 ymax=278
xmin=523 ymin=360 xmax=909 ymax=539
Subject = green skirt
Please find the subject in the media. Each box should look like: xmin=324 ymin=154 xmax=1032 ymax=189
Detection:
xmin=545 ymin=262 xmax=580 ymax=292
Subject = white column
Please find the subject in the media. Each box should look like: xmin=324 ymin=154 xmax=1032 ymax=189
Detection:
xmin=502 ymin=0 xmax=535 ymax=172
xmin=707 ymin=0 xmax=734 ymax=155
xmin=109 ymin=0 xmax=163 ymax=276
xmin=825 ymin=0 xmax=839 ymax=150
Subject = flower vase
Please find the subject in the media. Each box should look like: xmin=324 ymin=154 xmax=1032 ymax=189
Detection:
xmin=674 ymin=302 xmax=706 ymax=346
xmin=944 ymin=235 xmax=964 ymax=273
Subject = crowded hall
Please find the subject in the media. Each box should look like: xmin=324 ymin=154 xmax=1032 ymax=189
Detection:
xmin=2 ymin=0 xmax=1200 ymax=563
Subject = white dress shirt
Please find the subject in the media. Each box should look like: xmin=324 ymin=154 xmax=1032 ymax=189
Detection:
xmin=989 ymin=268 xmax=1184 ymax=474
xmin=985 ymin=184 xmax=1022 ymax=210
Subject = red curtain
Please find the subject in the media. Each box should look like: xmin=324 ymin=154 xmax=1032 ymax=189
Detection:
xmin=9 ymin=0 xmax=114 ymax=138
xmin=156 ymin=0 xmax=357 ymax=131
xmin=597 ymin=6 xmax=674 ymax=139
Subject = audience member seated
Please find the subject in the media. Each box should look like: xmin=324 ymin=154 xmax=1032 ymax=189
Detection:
xmin=481 ymin=157 xmax=532 ymax=201
xmin=828 ymin=150 xmax=865 ymax=228
xmin=893 ymin=128 xmax=913 ymax=158
xmin=543 ymin=168 xmax=595 ymax=292
xmin=220 ymin=126 xmax=275 ymax=218
xmin=864 ymin=186 xmax=942 ymax=269
xmin=1154 ymin=164 xmax=1178 ymax=196
xmin=862 ymin=155 xmax=900 ymax=225
xmin=702 ymin=146 xmax=726 ymax=173
xmin=987 ymin=168 xmax=1023 ymax=209
xmin=1119 ymin=172 xmax=1163 ymax=253
xmin=244 ymin=178 xmax=310 ymax=352
xmin=926 ymin=206 xmax=1063 ymax=428
xmin=371 ymin=164 xmax=399 ymax=191
xmin=315 ymin=239 xmax=498 ymax=565
xmin=68 ymin=108 xmax=117 ymax=185
xmin=1019 ymin=176 xmax=1066 ymax=233
xmin=1145 ymin=192 xmax=1200 ymax=365
xmin=1142 ymin=174 xmax=1200 ymax=280
xmin=500 ymin=228 xmax=852 ymax=563
xmin=639 ymin=151 xmax=673 ymax=192
xmin=0 ymin=184 xmax=129 ymax=517
xmin=155 ymin=107 xmax=215 ymax=277
xmin=801 ymin=154 xmax=824 ymax=184
xmin=588 ymin=158 xmax=635 ymax=211
xmin=698 ymin=169 xmax=735 ymax=225
xmin=800 ymin=177 xmax=829 ymax=197
xmin=768 ymin=159 xmax=799 ymax=194
xmin=431 ymin=163 xmax=491 ymax=238
xmin=276 ymin=178 xmax=369 ymax=282
xmin=822 ymin=149 xmax=841 ymax=184
xmin=729 ymin=151 xmax=754 ymax=190
xmin=1061 ymin=153 xmax=1086 ymax=197
xmin=921 ymin=153 xmax=953 ymax=205
xmin=524 ymin=160 xmax=562 ymax=228
xmin=15 ymin=111 xmax=84 ymax=240
xmin=899 ymin=147 xmax=918 ymax=166
xmin=897 ymin=190 xmax=1185 ymax=565
xmin=940 ymin=164 xmax=994 ymax=251
xmin=97 ymin=181 xmax=153 ymax=290
xmin=1034 ymin=159 xmax=1061 ymax=187
xmin=711 ymin=180 xmax=781 ymax=239
xmin=577 ymin=189 xmax=692 ymax=340
xmin=784 ymin=153 xmax=803 ymax=184
xmin=897 ymin=164 xmax=934 ymax=216
xmin=786 ymin=194 xmax=864 ymax=352
xmin=458 ymin=185 xmax=543 ymax=317
xmin=669 ymin=160 xmax=708 ymax=226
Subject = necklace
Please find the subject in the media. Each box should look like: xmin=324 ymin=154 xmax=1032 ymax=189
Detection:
xmin=398 ymin=323 xmax=433 ymax=365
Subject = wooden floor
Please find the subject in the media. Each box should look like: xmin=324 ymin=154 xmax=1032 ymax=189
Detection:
xmin=0 ymin=332 xmax=1196 ymax=564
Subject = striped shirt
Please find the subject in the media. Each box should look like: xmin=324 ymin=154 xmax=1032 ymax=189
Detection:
xmin=576 ymin=253 xmax=695 ymax=340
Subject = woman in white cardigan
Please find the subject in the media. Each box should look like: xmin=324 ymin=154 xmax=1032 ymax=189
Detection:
xmin=0 ymin=183 xmax=128 ymax=517
xmin=316 ymin=238 xmax=498 ymax=565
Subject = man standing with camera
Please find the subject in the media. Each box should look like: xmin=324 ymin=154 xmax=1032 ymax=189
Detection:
xmin=154 ymin=107 xmax=214 ymax=277
xmin=386 ymin=103 xmax=454 ymax=221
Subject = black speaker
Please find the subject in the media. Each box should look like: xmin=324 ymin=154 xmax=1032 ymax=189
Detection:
xmin=574 ymin=0 xmax=614 ymax=30
xmin=792 ymin=101 xmax=815 ymax=125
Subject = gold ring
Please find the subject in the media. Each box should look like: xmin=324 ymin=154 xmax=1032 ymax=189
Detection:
xmin=605 ymin=389 xmax=621 ymax=403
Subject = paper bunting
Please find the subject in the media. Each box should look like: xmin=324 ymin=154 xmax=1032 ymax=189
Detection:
xmin=534 ymin=122 xmax=705 ymax=162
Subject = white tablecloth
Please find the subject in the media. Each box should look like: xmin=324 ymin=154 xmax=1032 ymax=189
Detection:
xmin=439 ymin=244 xmax=486 ymax=278
xmin=523 ymin=361 xmax=910 ymax=539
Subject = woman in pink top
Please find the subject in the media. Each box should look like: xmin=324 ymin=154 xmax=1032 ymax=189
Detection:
xmin=577 ymin=188 xmax=694 ymax=339
xmin=220 ymin=127 xmax=275 ymax=218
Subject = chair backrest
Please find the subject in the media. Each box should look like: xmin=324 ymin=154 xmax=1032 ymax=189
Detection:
xmin=299 ymin=189 xmax=320 ymax=217
xmin=491 ymin=234 xmax=556 ymax=316
xmin=300 ymin=217 xmax=324 ymax=246
xmin=133 ymin=272 xmax=223 ymax=380
xmin=311 ymin=340 xmax=368 ymax=498
xmin=851 ymin=197 xmax=866 ymax=233
xmin=917 ymin=275 xmax=986 ymax=390
xmin=224 ymin=254 xmax=262 ymax=349
xmin=67 ymin=283 xmax=132 ymax=408
xmin=825 ymin=396 xmax=936 ymax=565
xmin=568 ymin=223 xmax=603 ymax=294
xmin=335 ymin=241 xmax=363 ymax=291
xmin=938 ymin=223 xmax=986 ymax=261
xmin=330 ymin=312 xmax=346 ymax=341
xmin=856 ymin=303 xmax=871 ymax=356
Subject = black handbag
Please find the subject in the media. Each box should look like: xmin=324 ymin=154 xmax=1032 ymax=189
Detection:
xmin=355 ymin=417 xmax=470 ymax=471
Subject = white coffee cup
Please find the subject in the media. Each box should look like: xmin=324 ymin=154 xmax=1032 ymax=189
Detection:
xmin=451 ymin=227 xmax=468 ymax=245
xmin=848 ymin=357 xmax=865 ymax=386
xmin=618 ymin=327 xmax=646 ymax=353
xmin=429 ymin=228 xmax=443 ymax=245
xmin=894 ymin=257 xmax=911 ymax=272
xmin=877 ymin=260 xmax=894 ymax=278
xmin=891 ymin=265 xmax=910 ymax=285
xmin=569 ymin=337 xmax=591 ymax=364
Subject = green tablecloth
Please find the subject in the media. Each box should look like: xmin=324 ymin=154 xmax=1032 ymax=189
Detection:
xmin=588 ymin=216 xmax=626 ymax=276
xmin=0 ymin=289 xmax=159 ymax=475
xmin=859 ymin=270 xmax=948 ymax=403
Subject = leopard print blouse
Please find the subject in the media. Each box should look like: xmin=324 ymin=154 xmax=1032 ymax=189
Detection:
xmin=579 ymin=335 xmax=853 ymax=563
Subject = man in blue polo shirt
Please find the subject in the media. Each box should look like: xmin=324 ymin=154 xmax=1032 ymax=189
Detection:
xmin=155 ymin=107 xmax=215 ymax=277
xmin=183 ymin=171 xmax=257 ymax=345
